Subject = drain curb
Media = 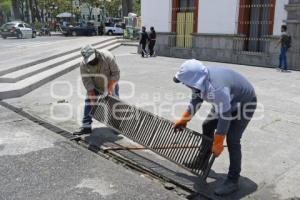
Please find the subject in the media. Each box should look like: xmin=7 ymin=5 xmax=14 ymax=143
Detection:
xmin=0 ymin=101 xmax=216 ymax=200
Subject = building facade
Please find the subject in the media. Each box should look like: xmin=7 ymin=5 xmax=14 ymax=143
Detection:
xmin=141 ymin=0 xmax=300 ymax=70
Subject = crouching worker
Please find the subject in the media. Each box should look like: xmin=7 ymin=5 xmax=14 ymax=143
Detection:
xmin=173 ymin=59 xmax=257 ymax=196
xmin=73 ymin=45 xmax=120 ymax=135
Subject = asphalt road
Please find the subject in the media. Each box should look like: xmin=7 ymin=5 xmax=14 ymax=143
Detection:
xmin=0 ymin=105 xmax=183 ymax=200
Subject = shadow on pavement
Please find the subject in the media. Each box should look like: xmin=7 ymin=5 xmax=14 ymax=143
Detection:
xmin=83 ymin=127 xmax=123 ymax=152
xmin=177 ymin=169 xmax=258 ymax=200
xmin=82 ymin=127 xmax=257 ymax=200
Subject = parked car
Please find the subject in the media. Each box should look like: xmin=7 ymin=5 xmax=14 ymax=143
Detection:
xmin=105 ymin=23 xmax=124 ymax=35
xmin=0 ymin=21 xmax=36 ymax=39
xmin=63 ymin=23 xmax=97 ymax=37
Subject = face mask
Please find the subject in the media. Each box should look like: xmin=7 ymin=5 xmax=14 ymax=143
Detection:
xmin=88 ymin=57 xmax=99 ymax=66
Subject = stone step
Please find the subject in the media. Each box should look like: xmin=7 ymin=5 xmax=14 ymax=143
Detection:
xmin=121 ymin=41 xmax=139 ymax=47
xmin=0 ymin=37 xmax=121 ymax=76
xmin=0 ymin=38 xmax=122 ymax=83
xmin=0 ymin=43 xmax=121 ymax=100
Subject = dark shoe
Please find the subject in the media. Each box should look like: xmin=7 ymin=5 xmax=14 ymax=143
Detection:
xmin=214 ymin=179 xmax=239 ymax=196
xmin=73 ymin=128 xmax=92 ymax=135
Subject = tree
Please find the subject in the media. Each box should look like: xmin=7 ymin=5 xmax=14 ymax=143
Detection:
xmin=11 ymin=0 xmax=22 ymax=20
xmin=133 ymin=0 xmax=140 ymax=16
xmin=0 ymin=0 xmax=11 ymax=24
xmin=104 ymin=0 xmax=121 ymax=17
xmin=33 ymin=0 xmax=41 ymax=22
xmin=122 ymin=0 xmax=132 ymax=17
xmin=103 ymin=0 xmax=139 ymax=17
xmin=81 ymin=0 xmax=100 ymax=20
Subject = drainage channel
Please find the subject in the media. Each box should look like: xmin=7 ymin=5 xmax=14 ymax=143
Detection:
xmin=92 ymin=96 xmax=215 ymax=180
xmin=0 ymin=101 xmax=216 ymax=200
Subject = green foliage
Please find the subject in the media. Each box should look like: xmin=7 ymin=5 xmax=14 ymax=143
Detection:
xmin=104 ymin=0 xmax=121 ymax=17
xmin=81 ymin=0 xmax=100 ymax=19
xmin=0 ymin=0 xmax=11 ymax=24
xmin=133 ymin=0 xmax=140 ymax=16
xmin=102 ymin=0 xmax=140 ymax=17
xmin=0 ymin=0 xmax=141 ymax=24
xmin=0 ymin=0 xmax=11 ymax=14
xmin=49 ymin=0 xmax=72 ymax=17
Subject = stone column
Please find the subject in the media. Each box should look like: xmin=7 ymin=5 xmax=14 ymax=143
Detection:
xmin=285 ymin=0 xmax=300 ymax=70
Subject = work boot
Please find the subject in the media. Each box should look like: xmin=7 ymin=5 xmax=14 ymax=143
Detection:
xmin=214 ymin=179 xmax=239 ymax=196
xmin=73 ymin=128 xmax=92 ymax=135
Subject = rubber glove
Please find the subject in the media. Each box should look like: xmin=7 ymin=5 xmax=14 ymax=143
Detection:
xmin=212 ymin=134 xmax=225 ymax=157
xmin=172 ymin=111 xmax=192 ymax=131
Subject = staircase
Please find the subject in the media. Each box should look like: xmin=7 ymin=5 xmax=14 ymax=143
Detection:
xmin=0 ymin=37 xmax=124 ymax=100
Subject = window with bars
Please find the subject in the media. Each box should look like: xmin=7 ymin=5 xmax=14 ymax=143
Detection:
xmin=236 ymin=0 xmax=275 ymax=52
xmin=178 ymin=0 xmax=195 ymax=12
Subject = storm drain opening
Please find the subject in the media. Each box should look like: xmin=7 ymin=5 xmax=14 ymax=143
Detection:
xmin=0 ymin=100 xmax=214 ymax=199
xmin=92 ymin=95 xmax=215 ymax=181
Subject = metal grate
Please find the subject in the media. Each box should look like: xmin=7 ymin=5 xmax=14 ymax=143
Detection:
xmin=92 ymin=96 xmax=214 ymax=180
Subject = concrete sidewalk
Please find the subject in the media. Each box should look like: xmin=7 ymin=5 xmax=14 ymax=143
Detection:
xmin=0 ymin=104 xmax=184 ymax=200
xmin=50 ymin=31 xmax=64 ymax=36
xmin=4 ymin=46 xmax=300 ymax=199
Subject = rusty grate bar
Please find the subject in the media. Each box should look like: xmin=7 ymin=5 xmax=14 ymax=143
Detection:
xmin=92 ymin=96 xmax=214 ymax=180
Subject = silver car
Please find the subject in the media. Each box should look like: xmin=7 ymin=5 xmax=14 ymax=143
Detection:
xmin=0 ymin=21 xmax=36 ymax=39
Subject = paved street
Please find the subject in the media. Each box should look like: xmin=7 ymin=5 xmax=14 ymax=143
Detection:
xmin=0 ymin=37 xmax=300 ymax=199
xmin=0 ymin=105 xmax=183 ymax=200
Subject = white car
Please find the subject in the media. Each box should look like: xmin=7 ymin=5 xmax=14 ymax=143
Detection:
xmin=105 ymin=23 xmax=124 ymax=35
xmin=0 ymin=21 xmax=36 ymax=39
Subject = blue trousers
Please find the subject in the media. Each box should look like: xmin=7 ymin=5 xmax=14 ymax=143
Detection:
xmin=82 ymin=84 xmax=119 ymax=128
xmin=279 ymin=47 xmax=288 ymax=70
xmin=202 ymin=97 xmax=257 ymax=182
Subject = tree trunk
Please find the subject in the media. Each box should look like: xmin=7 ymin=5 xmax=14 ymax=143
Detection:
xmin=28 ymin=0 xmax=34 ymax=23
xmin=12 ymin=0 xmax=22 ymax=20
xmin=19 ymin=1 xmax=25 ymax=21
xmin=0 ymin=10 xmax=4 ymax=25
xmin=88 ymin=6 xmax=93 ymax=20
xmin=122 ymin=0 xmax=133 ymax=17
xmin=34 ymin=0 xmax=41 ymax=22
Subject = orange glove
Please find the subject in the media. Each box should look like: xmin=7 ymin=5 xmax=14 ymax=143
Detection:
xmin=212 ymin=134 xmax=225 ymax=157
xmin=87 ymin=90 xmax=96 ymax=105
xmin=108 ymin=80 xmax=117 ymax=96
xmin=173 ymin=111 xmax=192 ymax=130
